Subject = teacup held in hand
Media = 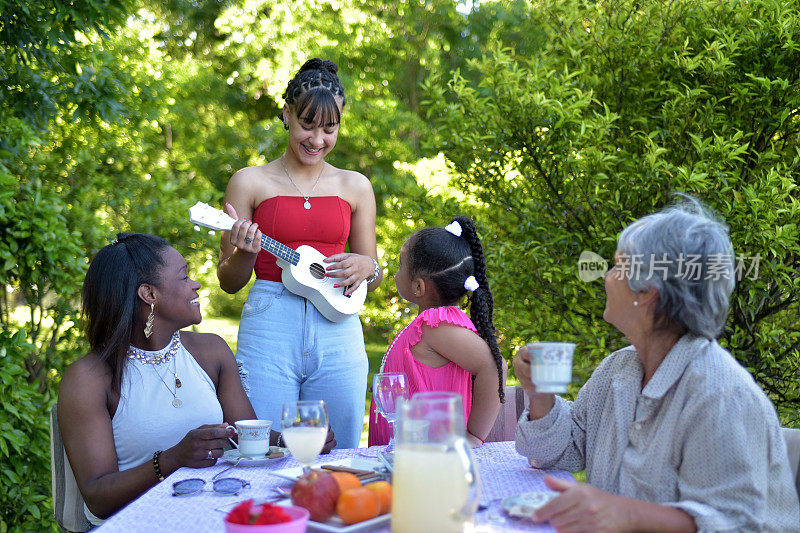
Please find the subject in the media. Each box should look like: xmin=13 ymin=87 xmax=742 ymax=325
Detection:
xmin=526 ymin=342 xmax=576 ymax=393
xmin=227 ymin=419 xmax=272 ymax=458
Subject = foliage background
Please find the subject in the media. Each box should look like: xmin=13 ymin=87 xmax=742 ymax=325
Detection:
xmin=1 ymin=0 xmax=798 ymax=530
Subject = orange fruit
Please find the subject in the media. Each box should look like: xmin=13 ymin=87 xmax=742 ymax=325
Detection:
xmin=336 ymin=487 xmax=380 ymax=525
xmin=330 ymin=472 xmax=362 ymax=493
xmin=365 ymin=481 xmax=392 ymax=514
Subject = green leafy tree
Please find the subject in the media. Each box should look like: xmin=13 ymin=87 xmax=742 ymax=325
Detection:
xmin=1 ymin=1 xmax=138 ymax=529
xmin=0 ymin=0 xmax=130 ymax=135
xmin=424 ymin=0 xmax=800 ymax=423
xmin=2 ymin=0 xmax=493 ymax=528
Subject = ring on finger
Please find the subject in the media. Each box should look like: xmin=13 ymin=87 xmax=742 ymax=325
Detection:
xmin=207 ymin=449 xmax=214 ymax=460
xmin=244 ymin=237 xmax=253 ymax=244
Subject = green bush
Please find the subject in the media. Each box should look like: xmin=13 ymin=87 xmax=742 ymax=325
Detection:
xmin=0 ymin=329 xmax=57 ymax=532
xmin=424 ymin=0 xmax=800 ymax=424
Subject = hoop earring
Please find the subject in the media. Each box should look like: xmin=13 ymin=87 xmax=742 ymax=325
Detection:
xmin=144 ymin=302 xmax=155 ymax=338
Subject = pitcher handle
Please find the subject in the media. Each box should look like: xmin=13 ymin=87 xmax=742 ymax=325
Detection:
xmin=451 ymin=436 xmax=481 ymax=522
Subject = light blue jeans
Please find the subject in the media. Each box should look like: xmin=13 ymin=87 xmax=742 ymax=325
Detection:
xmin=236 ymin=280 xmax=368 ymax=449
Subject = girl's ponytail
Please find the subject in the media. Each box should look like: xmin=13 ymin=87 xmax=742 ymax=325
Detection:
xmin=453 ymin=216 xmax=505 ymax=403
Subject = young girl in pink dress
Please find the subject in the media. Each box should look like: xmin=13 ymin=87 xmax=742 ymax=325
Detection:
xmin=368 ymin=216 xmax=507 ymax=447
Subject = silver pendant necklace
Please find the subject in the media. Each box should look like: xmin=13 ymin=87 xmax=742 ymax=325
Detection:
xmin=154 ymin=355 xmax=183 ymax=408
xmin=281 ymin=156 xmax=324 ymax=210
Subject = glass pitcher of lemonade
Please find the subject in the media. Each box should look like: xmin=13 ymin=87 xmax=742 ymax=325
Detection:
xmin=391 ymin=392 xmax=481 ymax=533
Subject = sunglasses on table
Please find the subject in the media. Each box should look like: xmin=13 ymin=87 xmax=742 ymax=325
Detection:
xmin=172 ymin=477 xmax=250 ymax=496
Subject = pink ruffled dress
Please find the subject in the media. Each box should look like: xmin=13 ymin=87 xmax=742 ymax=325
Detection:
xmin=368 ymin=306 xmax=476 ymax=446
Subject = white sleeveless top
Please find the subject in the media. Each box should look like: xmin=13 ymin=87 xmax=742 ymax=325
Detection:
xmin=85 ymin=335 xmax=223 ymax=524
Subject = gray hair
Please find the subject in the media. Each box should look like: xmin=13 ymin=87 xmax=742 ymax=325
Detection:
xmin=616 ymin=196 xmax=735 ymax=338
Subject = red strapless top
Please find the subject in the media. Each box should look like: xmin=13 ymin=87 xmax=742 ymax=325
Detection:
xmin=252 ymin=196 xmax=352 ymax=282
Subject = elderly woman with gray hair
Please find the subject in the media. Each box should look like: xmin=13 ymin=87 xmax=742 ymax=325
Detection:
xmin=513 ymin=197 xmax=800 ymax=532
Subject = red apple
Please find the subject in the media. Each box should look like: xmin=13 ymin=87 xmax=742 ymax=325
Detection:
xmin=291 ymin=470 xmax=341 ymax=522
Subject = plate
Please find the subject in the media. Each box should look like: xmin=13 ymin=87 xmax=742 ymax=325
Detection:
xmin=268 ymin=457 xmax=385 ymax=482
xmin=275 ymin=499 xmax=390 ymax=532
xmin=221 ymin=446 xmax=290 ymax=466
xmin=501 ymin=491 xmax=558 ymax=518
xmin=305 ymin=511 xmax=390 ymax=532
xmin=215 ymin=490 xmax=391 ymax=532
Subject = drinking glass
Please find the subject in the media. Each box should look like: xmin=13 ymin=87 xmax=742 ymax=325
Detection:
xmin=281 ymin=400 xmax=328 ymax=475
xmin=372 ymin=371 xmax=409 ymax=453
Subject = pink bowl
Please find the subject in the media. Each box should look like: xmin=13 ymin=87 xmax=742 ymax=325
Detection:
xmin=224 ymin=505 xmax=310 ymax=533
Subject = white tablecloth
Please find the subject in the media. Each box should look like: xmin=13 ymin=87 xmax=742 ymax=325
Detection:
xmin=96 ymin=441 xmax=572 ymax=532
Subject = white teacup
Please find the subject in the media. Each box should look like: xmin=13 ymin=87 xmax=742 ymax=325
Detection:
xmin=226 ymin=419 xmax=272 ymax=458
xmin=526 ymin=342 xmax=576 ymax=393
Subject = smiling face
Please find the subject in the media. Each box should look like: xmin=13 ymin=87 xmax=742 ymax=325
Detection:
xmin=153 ymin=246 xmax=202 ymax=329
xmin=284 ymin=98 xmax=344 ymax=166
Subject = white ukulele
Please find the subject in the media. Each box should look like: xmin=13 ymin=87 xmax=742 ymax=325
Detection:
xmin=189 ymin=202 xmax=367 ymax=322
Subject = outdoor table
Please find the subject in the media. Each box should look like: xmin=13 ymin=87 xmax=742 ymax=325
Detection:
xmin=96 ymin=441 xmax=572 ymax=532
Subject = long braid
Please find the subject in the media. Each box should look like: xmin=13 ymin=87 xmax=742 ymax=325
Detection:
xmin=455 ymin=216 xmax=494 ymax=325
xmin=454 ymin=217 xmax=505 ymax=404
xmin=407 ymin=217 xmax=506 ymax=403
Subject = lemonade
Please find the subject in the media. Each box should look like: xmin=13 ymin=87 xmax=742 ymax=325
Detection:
xmin=391 ymin=444 xmax=470 ymax=533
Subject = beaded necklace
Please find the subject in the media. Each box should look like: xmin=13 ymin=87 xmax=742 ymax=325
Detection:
xmin=127 ymin=331 xmax=181 ymax=365
xmin=379 ymin=322 xmax=413 ymax=373
xmin=374 ymin=321 xmax=414 ymax=424
xmin=127 ymin=331 xmax=183 ymax=408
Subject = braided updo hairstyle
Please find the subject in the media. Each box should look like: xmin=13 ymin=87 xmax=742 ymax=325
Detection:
xmin=406 ymin=216 xmax=505 ymax=403
xmin=282 ymin=58 xmax=346 ymax=128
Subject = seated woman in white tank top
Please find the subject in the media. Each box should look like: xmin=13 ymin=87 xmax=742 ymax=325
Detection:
xmin=58 ymin=233 xmax=336 ymax=524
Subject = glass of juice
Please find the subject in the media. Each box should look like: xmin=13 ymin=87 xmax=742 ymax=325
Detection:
xmin=281 ymin=400 xmax=328 ymax=475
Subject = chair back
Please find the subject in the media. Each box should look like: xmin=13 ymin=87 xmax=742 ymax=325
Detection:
xmin=485 ymin=385 xmax=527 ymax=442
xmin=782 ymin=427 xmax=800 ymax=503
xmin=50 ymin=403 xmax=90 ymax=532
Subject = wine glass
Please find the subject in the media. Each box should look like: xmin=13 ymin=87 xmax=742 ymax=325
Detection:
xmin=281 ymin=400 xmax=328 ymax=475
xmin=372 ymin=372 xmax=409 ymax=453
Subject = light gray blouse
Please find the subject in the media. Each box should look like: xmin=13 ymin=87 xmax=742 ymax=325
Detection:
xmin=516 ymin=334 xmax=800 ymax=532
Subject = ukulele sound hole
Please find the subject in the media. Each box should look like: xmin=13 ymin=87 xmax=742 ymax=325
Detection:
xmin=309 ymin=263 xmax=326 ymax=280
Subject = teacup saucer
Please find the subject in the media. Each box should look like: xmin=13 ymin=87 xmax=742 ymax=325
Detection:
xmin=221 ymin=446 xmax=290 ymax=466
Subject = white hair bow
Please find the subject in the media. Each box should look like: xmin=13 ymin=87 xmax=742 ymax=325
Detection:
xmin=444 ymin=221 xmax=463 ymax=237
xmin=464 ymin=275 xmax=479 ymax=292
